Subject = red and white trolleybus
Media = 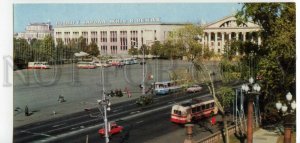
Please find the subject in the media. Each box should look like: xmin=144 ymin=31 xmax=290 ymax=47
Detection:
xmin=170 ymin=96 xmax=218 ymax=124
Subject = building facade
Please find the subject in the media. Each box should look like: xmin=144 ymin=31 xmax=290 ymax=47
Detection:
xmin=53 ymin=16 xmax=261 ymax=56
xmin=202 ymin=16 xmax=261 ymax=53
xmin=54 ymin=23 xmax=183 ymax=56
xmin=15 ymin=22 xmax=53 ymax=42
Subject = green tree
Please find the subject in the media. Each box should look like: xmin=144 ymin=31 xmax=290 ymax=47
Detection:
xmin=78 ymin=36 xmax=88 ymax=52
xmin=202 ymin=46 xmax=214 ymax=60
xmin=55 ymin=38 xmax=64 ymax=61
xmin=149 ymin=41 xmax=162 ymax=57
xmin=41 ymin=35 xmax=55 ymax=61
xmin=128 ymin=46 xmax=138 ymax=56
xmin=87 ymin=41 xmax=100 ymax=57
xmin=14 ymin=38 xmax=31 ymax=68
xmin=139 ymin=44 xmax=150 ymax=55
xmin=237 ymin=3 xmax=295 ymax=123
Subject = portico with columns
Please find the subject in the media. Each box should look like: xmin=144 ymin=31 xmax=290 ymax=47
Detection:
xmin=202 ymin=16 xmax=261 ymax=54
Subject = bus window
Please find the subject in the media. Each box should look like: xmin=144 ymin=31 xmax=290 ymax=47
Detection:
xmin=211 ymin=102 xmax=214 ymax=108
xmin=205 ymin=104 xmax=210 ymax=109
xmin=201 ymin=105 xmax=205 ymax=110
xmin=174 ymin=110 xmax=181 ymax=115
xmin=197 ymin=106 xmax=201 ymax=112
xmin=192 ymin=108 xmax=196 ymax=113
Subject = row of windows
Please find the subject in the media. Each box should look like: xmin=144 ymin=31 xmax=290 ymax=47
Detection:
xmin=191 ymin=102 xmax=215 ymax=113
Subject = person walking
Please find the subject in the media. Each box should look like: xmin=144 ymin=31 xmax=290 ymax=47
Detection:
xmin=25 ymin=105 xmax=29 ymax=116
xmin=211 ymin=116 xmax=216 ymax=126
xmin=125 ymin=87 xmax=132 ymax=98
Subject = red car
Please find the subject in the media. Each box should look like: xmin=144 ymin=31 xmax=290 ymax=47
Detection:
xmin=98 ymin=122 xmax=124 ymax=136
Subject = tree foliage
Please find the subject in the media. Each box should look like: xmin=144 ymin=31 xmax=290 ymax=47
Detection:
xmin=128 ymin=46 xmax=138 ymax=56
xmin=149 ymin=41 xmax=162 ymax=56
xmin=87 ymin=41 xmax=100 ymax=57
xmin=237 ymin=3 xmax=296 ymax=122
xmin=139 ymin=44 xmax=150 ymax=55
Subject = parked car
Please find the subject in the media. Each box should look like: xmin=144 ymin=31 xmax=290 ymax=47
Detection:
xmin=186 ymin=85 xmax=202 ymax=93
xmin=98 ymin=122 xmax=124 ymax=136
xmin=140 ymin=61 xmax=146 ymax=65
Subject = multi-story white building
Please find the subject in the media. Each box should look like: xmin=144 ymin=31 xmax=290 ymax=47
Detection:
xmin=53 ymin=16 xmax=261 ymax=56
xmin=15 ymin=22 xmax=53 ymax=42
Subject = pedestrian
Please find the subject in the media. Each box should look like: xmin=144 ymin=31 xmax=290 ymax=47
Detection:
xmin=187 ymin=113 xmax=192 ymax=123
xmin=125 ymin=87 xmax=132 ymax=98
xmin=211 ymin=116 xmax=216 ymax=126
xmin=25 ymin=105 xmax=29 ymax=116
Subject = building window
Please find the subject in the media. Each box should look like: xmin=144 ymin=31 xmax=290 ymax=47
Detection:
xmin=101 ymin=45 xmax=108 ymax=54
xmin=82 ymin=32 xmax=88 ymax=43
xmin=120 ymin=31 xmax=127 ymax=51
xmin=154 ymin=30 xmax=157 ymax=41
xmin=73 ymin=32 xmax=79 ymax=39
xmin=130 ymin=30 xmax=138 ymax=47
xmin=218 ymin=49 xmax=220 ymax=53
xmin=110 ymin=31 xmax=117 ymax=42
xmin=218 ymin=42 xmax=220 ymax=46
xmin=91 ymin=31 xmax=98 ymax=43
xmin=100 ymin=31 xmax=107 ymax=42
xmin=111 ymin=45 xmax=117 ymax=54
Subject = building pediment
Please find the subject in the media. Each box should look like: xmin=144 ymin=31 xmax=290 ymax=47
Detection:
xmin=204 ymin=15 xmax=260 ymax=29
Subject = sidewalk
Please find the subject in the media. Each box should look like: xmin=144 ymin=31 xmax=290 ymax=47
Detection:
xmin=253 ymin=128 xmax=280 ymax=143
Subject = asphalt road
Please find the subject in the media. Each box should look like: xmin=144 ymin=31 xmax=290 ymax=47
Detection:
xmin=14 ymin=80 xmax=240 ymax=143
xmin=14 ymin=89 xmax=209 ymax=143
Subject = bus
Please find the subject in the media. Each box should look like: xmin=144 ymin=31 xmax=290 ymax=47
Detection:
xmin=154 ymin=81 xmax=182 ymax=95
xmin=77 ymin=62 xmax=97 ymax=69
xmin=28 ymin=62 xmax=50 ymax=69
xmin=170 ymin=96 xmax=218 ymax=124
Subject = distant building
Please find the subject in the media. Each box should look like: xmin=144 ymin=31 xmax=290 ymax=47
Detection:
xmin=54 ymin=22 xmax=183 ymax=56
xmin=15 ymin=22 xmax=53 ymax=42
xmin=202 ymin=16 xmax=261 ymax=53
xmin=53 ymin=15 xmax=261 ymax=56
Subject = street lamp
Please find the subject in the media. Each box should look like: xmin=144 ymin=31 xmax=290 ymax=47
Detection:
xmin=76 ymin=52 xmax=111 ymax=143
xmin=275 ymin=92 xmax=296 ymax=143
xmin=241 ymin=77 xmax=261 ymax=143
xmin=97 ymin=98 xmax=111 ymax=143
xmin=131 ymin=40 xmax=145 ymax=95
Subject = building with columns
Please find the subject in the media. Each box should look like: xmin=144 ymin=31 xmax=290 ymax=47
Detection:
xmin=53 ymin=16 xmax=261 ymax=56
xmin=202 ymin=16 xmax=261 ymax=53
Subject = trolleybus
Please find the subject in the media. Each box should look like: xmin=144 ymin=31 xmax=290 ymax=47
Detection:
xmin=170 ymin=96 xmax=218 ymax=124
xmin=154 ymin=81 xmax=182 ymax=95
xmin=28 ymin=62 xmax=50 ymax=69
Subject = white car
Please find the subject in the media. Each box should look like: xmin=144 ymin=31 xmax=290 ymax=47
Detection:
xmin=93 ymin=61 xmax=110 ymax=67
xmin=186 ymin=85 xmax=202 ymax=93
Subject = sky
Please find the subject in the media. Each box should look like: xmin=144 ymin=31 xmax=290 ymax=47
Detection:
xmin=14 ymin=3 xmax=242 ymax=32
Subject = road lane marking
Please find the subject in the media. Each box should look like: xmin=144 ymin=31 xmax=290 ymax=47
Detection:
xmin=52 ymin=123 xmax=65 ymax=128
xmin=20 ymin=130 xmax=52 ymax=137
xmin=136 ymin=120 xmax=144 ymax=124
xmin=34 ymin=93 xmax=212 ymax=143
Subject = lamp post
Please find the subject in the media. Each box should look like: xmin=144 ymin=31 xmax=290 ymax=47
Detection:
xmin=77 ymin=52 xmax=111 ymax=143
xmin=241 ymin=77 xmax=261 ymax=143
xmin=131 ymin=40 xmax=145 ymax=95
xmin=275 ymin=92 xmax=296 ymax=143
xmin=97 ymin=98 xmax=111 ymax=143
